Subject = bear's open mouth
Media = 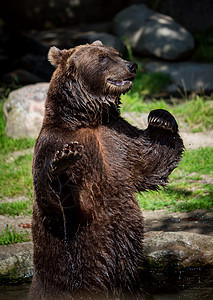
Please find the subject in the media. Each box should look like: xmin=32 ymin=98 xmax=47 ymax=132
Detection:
xmin=107 ymin=78 xmax=134 ymax=87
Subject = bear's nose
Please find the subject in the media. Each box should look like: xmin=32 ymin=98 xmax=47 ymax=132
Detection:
xmin=127 ymin=62 xmax=138 ymax=74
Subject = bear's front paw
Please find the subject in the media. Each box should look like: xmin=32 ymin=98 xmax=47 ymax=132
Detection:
xmin=50 ymin=142 xmax=83 ymax=175
xmin=148 ymin=109 xmax=178 ymax=133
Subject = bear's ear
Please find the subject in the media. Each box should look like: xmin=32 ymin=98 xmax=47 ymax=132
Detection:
xmin=91 ymin=40 xmax=103 ymax=46
xmin=48 ymin=46 xmax=69 ymax=67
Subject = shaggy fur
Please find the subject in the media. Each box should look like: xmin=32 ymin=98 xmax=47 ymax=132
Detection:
xmin=30 ymin=41 xmax=184 ymax=300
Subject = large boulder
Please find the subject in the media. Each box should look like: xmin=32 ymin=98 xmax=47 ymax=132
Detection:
xmin=112 ymin=4 xmax=194 ymax=61
xmin=145 ymin=61 xmax=213 ymax=94
xmin=0 ymin=242 xmax=33 ymax=284
xmin=140 ymin=0 xmax=213 ymax=34
xmin=74 ymin=32 xmax=126 ymax=55
xmin=144 ymin=231 xmax=213 ymax=269
xmin=3 ymin=83 xmax=48 ymax=139
xmin=0 ymin=231 xmax=213 ymax=283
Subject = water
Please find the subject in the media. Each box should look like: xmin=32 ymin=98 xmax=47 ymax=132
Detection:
xmin=0 ymin=284 xmax=30 ymax=300
xmin=145 ymin=268 xmax=213 ymax=299
xmin=0 ymin=269 xmax=213 ymax=300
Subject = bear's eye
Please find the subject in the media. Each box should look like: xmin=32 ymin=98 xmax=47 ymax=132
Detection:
xmin=98 ymin=55 xmax=108 ymax=63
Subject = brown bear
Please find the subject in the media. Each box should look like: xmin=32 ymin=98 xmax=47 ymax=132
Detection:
xmin=30 ymin=40 xmax=184 ymax=300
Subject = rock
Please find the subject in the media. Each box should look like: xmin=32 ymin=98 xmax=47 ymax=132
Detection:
xmin=3 ymin=69 xmax=43 ymax=85
xmin=112 ymin=4 xmax=194 ymax=61
xmin=27 ymin=23 xmax=114 ymax=51
xmin=0 ymin=26 xmax=52 ymax=85
xmin=1 ymin=231 xmax=213 ymax=284
xmin=144 ymin=231 xmax=213 ymax=269
xmin=0 ymin=242 xmax=33 ymax=284
xmin=145 ymin=61 xmax=213 ymax=94
xmin=0 ymin=0 xmax=126 ymax=30
xmin=75 ymin=32 xmax=126 ymax=54
xmin=3 ymin=83 xmax=48 ymax=139
xmin=19 ymin=54 xmax=54 ymax=82
xmin=145 ymin=0 xmax=213 ymax=33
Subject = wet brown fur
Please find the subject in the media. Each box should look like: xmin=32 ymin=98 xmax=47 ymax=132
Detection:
xmin=30 ymin=41 xmax=184 ymax=299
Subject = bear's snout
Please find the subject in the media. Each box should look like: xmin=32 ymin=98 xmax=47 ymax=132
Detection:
xmin=127 ymin=62 xmax=138 ymax=74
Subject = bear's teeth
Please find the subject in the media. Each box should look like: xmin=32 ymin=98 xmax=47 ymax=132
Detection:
xmin=107 ymin=79 xmax=130 ymax=86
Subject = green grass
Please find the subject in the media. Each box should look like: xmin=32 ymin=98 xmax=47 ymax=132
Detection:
xmin=137 ymin=147 xmax=213 ymax=212
xmin=121 ymin=93 xmax=169 ymax=113
xmin=0 ymin=100 xmax=34 ymax=215
xmin=0 ymin=225 xmax=31 ymax=245
xmin=0 ymin=199 xmax=32 ymax=216
xmin=130 ymin=71 xmax=171 ymax=96
xmin=178 ymin=147 xmax=213 ymax=175
xmin=174 ymin=96 xmax=213 ymax=131
xmin=0 ymin=154 xmax=33 ymax=200
xmin=0 ymin=152 xmax=33 ymax=215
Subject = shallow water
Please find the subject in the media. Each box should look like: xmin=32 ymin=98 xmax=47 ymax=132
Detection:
xmin=0 ymin=269 xmax=213 ymax=300
xmin=0 ymin=283 xmax=30 ymax=300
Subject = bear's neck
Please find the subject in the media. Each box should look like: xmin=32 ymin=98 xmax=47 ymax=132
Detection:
xmin=44 ymin=75 xmax=120 ymax=129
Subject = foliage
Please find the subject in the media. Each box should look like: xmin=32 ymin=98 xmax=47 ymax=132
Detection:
xmin=174 ymin=96 xmax=213 ymax=131
xmin=121 ymin=93 xmax=169 ymax=113
xmin=130 ymin=71 xmax=171 ymax=96
xmin=192 ymin=29 xmax=213 ymax=63
xmin=0 ymin=225 xmax=31 ymax=245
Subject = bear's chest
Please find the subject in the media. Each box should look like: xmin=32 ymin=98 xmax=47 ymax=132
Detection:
xmin=73 ymin=126 xmax=130 ymax=173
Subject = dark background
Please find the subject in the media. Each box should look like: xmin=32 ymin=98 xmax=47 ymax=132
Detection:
xmin=1 ymin=0 xmax=213 ymax=32
xmin=0 ymin=0 xmax=213 ymax=91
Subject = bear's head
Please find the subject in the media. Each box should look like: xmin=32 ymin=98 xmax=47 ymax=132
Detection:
xmin=48 ymin=40 xmax=137 ymax=98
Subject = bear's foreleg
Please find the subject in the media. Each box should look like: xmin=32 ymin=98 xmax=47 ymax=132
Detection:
xmin=132 ymin=109 xmax=184 ymax=192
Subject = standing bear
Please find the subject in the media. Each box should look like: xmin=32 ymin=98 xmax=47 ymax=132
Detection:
xmin=30 ymin=40 xmax=183 ymax=300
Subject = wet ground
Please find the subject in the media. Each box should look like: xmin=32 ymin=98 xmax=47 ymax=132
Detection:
xmin=0 ymin=208 xmax=212 ymax=240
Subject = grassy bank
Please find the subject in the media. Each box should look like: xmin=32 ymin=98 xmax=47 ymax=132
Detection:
xmin=0 ymin=225 xmax=31 ymax=245
xmin=0 ymin=101 xmax=34 ymax=217
xmin=137 ymin=147 xmax=213 ymax=212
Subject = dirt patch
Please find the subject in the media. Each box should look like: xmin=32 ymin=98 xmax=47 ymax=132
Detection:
xmin=5 ymin=148 xmax=33 ymax=163
xmin=1 ymin=207 xmax=212 ymax=240
xmin=144 ymin=209 xmax=213 ymax=236
xmin=0 ymin=215 xmax=32 ymax=234
xmin=123 ymin=112 xmax=213 ymax=149
xmin=0 ymin=196 xmax=32 ymax=237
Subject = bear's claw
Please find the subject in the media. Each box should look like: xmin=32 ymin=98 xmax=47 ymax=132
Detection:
xmin=50 ymin=142 xmax=83 ymax=175
xmin=148 ymin=109 xmax=178 ymax=133
xmin=54 ymin=142 xmax=83 ymax=162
